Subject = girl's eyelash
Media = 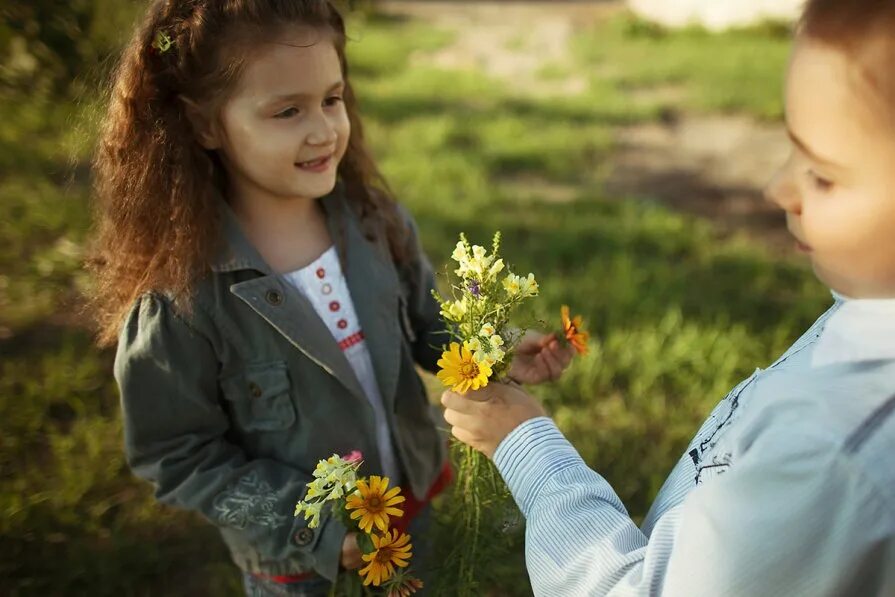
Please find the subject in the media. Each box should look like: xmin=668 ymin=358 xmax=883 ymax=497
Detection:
xmin=275 ymin=96 xmax=341 ymax=117
xmin=274 ymin=107 xmax=299 ymax=119
xmin=807 ymin=170 xmax=834 ymax=191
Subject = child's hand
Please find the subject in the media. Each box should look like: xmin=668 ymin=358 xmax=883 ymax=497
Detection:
xmin=341 ymin=532 xmax=362 ymax=570
xmin=507 ymin=331 xmax=575 ymax=385
xmin=442 ymin=383 xmax=547 ymax=459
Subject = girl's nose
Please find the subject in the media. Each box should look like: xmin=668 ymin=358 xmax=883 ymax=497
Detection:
xmin=764 ymin=163 xmax=802 ymax=216
xmin=306 ymin=112 xmax=338 ymax=146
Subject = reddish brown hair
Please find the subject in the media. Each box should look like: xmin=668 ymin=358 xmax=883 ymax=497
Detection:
xmin=90 ymin=0 xmax=404 ymax=346
xmin=800 ymin=0 xmax=895 ymax=117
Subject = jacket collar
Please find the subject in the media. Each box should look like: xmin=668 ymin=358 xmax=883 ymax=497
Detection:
xmin=212 ymin=187 xmax=403 ymax=411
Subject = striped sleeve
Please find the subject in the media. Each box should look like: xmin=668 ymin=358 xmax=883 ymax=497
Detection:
xmin=492 ymin=417 xmax=893 ymax=596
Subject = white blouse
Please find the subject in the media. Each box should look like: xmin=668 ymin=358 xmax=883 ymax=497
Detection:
xmin=283 ymin=246 xmax=399 ymax=482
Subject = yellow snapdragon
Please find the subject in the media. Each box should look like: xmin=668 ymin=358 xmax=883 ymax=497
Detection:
xmin=441 ymin=297 xmax=468 ymax=322
xmin=519 ymin=273 xmax=539 ymax=297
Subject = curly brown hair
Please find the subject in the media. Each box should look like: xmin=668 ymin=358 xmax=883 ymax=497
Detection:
xmin=89 ymin=0 xmax=405 ymax=346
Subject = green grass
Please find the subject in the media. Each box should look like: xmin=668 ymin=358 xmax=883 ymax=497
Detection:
xmin=572 ymin=15 xmax=792 ymax=119
xmin=1 ymin=10 xmax=825 ymax=596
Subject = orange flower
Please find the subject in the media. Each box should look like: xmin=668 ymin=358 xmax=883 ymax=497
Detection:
xmin=359 ymin=528 xmax=413 ymax=587
xmin=386 ymin=572 xmax=424 ymax=596
xmin=561 ymin=305 xmax=589 ymax=355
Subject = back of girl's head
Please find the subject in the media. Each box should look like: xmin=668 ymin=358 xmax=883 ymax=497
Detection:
xmin=91 ymin=0 xmax=400 ymax=345
xmin=800 ymin=0 xmax=895 ymax=120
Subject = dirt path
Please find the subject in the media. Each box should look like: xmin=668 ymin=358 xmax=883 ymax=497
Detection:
xmin=384 ymin=1 xmax=618 ymax=96
xmin=379 ymin=1 xmax=794 ymax=250
xmin=608 ymin=114 xmax=792 ymax=249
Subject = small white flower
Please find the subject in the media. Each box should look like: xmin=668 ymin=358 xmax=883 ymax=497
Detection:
xmin=451 ymin=241 xmax=469 ymax=264
xmin=298 ymin=501 xmax=323 ymax=528
xmin=503 ymin=273 xmax=521 ymax=297
xmin=488 ymin=258 xmax=505 ymax=280
xmin=479 ymin=323 xmax=496 ymax=337
xmin=466 ymin=337 xmax=483 ymax=353
xmin=463 ymin=245 xmax=495 ymax=278
xmin=489 ymin=347 xmax=506 ymax=364
xmin=477 ymin=346 xmax=505 ymax=367
xmin=519 ymin=273 xmax=539 ymax=297
xmin=441 ymin=298 xmax=468 ymax=322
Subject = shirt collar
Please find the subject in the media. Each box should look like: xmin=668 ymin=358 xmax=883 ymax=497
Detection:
xmin=211 ymin=185 xmax=345 ymax=275
xmin=812 ymin=291 xmax=895 ymax=367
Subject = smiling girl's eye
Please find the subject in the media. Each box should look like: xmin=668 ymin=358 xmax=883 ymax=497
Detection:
xmin=323 ymin=95 xmax=343 ymax=108
xmin=807 ymin=170 xmax=834 ymax=192
xmin=274 ymin=107 xmax=299 ymax=119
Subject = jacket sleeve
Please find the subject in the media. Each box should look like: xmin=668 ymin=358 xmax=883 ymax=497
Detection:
xmin=114 ymin=293 xmax=346 ymax=581
xmin=493 ymin=417 xmax=893 ymax=596
xmin=396 ymin=207 xmax=451 ymax=374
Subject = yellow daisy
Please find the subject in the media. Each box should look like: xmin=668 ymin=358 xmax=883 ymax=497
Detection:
xmin=436 ymin=342 xmax=492 ymax=394
xmin=345 ymin=476 xmax=405 ymax=534
xmin=359 ymin=529 xmax=413 ymax=587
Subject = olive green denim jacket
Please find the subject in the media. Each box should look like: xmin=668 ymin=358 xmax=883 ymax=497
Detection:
xmin=114 ymin=189 xmax=448 ymax=581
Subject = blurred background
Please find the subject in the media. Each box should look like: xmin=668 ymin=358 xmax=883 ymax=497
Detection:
xmin=0 ymin=0 xmax=830 ymax=595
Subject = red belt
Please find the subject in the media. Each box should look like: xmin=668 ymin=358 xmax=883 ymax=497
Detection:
xmin=257 ymin=462 xmax=453 ymax=584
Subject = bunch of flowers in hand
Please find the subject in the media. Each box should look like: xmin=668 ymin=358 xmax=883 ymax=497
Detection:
xmin=294 ymin=452 xmax=423 ymax=594
xmin=430 ymin=232 xmax=591 ymax=594
xmin=434 ymin=232 xmax=540 ymax=393
xmin=431 ymin=233 xmax=537 ymax=592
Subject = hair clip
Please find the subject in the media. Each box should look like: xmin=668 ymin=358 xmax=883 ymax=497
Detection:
xmin=151 ymin=30 xmax=175 ymax=54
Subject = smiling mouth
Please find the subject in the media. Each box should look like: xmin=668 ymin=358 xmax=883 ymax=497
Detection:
xmin=787 ymin=224 xmax=812 ymax=253
xmin=296 ymin=154 xmax=333 ymax=171
xmin=792 ymin=237 xmax=812 ymax=253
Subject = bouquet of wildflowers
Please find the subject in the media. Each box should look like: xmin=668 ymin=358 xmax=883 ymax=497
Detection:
xmin=434 ymin=232 xmax=539 ymax=392
xmin=431 ymin=234 xmax=529 ymax=593
xmin=430 ymin=233 xmax=591 ymax=593
xmin=294 ymin=452 xmax=423 ymax=596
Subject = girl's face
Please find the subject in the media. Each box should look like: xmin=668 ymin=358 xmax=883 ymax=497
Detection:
xmin=766 ymin=35 xmax=895 ymax=298
xmin=208 ymin=26 xmax=350 ymax=206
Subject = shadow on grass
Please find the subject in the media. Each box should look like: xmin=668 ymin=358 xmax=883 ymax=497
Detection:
xmin=358 ymin=91 xmax=662 ymax=128
xmin=2 ymin=516 xmax=240 ymax=597
xmin=414 ymin=194 xmax=827 ymax=339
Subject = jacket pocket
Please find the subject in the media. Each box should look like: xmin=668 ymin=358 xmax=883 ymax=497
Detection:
xmin=220 ymin=361 xmax=297 ymax=432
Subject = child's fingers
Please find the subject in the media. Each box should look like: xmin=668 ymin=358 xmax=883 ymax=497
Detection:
xmin=537 ymin=350 xmax=563 ymax=381
xmin=553 ymin=343 xmax=575 ymax=368
xmin=341 ymin=533 xmax=363 ymax=569
xmin=450 ymin=425 xmax=479 ymax=450
xmin=441 ymin=390 xmax=482 ymax=413
xmin=442 ymin=405 xmax=480 ymax=432
xmin=546 ymin=338 xmax=575 ymax=366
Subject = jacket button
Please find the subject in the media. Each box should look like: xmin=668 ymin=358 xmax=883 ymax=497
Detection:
xmin=248 ymin=382 xmax=262 ymax=398
xmin=294 ymin=527 xmax=314 ymax=546
xmin=265 ymin=290 xmax=283 ymax=306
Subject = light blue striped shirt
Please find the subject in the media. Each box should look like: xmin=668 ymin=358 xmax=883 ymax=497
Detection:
xmin=494 ymin=296 xmax=895 ymax=596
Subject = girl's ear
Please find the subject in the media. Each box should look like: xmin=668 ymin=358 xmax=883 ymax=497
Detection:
xmin=180 ymin=96 xmax=221 ymax=150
